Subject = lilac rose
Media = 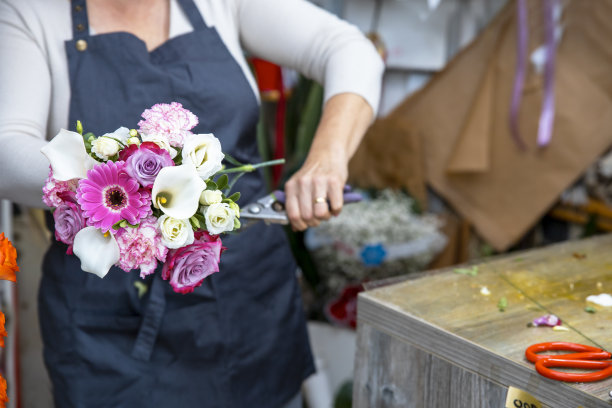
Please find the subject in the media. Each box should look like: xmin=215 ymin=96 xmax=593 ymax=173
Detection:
xmin=161 ymin=232 xmax=223 ymax=294
xmin=124 ymin=142 xmax=174 ymax=188
xmin=53 ymin=201 xmax=86 ymax=254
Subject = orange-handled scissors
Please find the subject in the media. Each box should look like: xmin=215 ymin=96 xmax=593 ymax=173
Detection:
xmin=525 ymin=342 xmax=612 ymax=382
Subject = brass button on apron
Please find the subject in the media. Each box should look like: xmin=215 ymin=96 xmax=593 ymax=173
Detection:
xmin=74 ymin=5 xmax=83 ymax=12
xmin=76 ymin=23 xmax=85 ymax=32
xmin=75 ymin=39 xmax=88 ymax=52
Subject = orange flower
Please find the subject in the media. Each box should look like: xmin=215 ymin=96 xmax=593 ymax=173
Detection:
xmin=0 ymin=374 xmax=8 ymax=407
xmin=0 ymin=233 xmax=18 ymax=282
xmin=0 ymin=312 xmax=6 ymax=348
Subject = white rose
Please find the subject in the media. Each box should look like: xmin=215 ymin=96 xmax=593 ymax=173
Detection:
xmin=158 ymin=215 xmax=195 ymax=249
xmin=91 ymin=136 xmax=120 ymax=160
xmin=142 ymin=133 xmax=178 ymax=158
xmin=181 ymin=133 xmax=224 ymax=180
xmin=199 ymin=189 xmax=223 ymax=205
xmin=204 ymin=203 xmax=235 ymax=234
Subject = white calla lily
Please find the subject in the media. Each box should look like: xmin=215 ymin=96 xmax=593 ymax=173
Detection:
xmin=72 ymin=226 xmax=120 ymax=278
xmin=152 ymin=163 xmax=206 ymax=219
xmin=103 ymin=126 xmax=130 ymax=144
xmin=40 ymin=129 xmax=97 ymax=181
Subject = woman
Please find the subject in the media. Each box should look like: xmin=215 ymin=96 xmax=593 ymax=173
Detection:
xmin=0 ymin=0 xmax=384 ymax=406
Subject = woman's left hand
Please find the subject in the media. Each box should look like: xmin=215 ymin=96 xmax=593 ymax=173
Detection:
xmin=283 ymin=93 xmax=374 ymax=231
xmin=284 ymin=149 xmax=348 ymax=230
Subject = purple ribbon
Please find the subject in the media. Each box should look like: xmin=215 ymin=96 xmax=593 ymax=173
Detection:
xmin=537 ymin=0 xmax=558 ymax=147
xmin=510 ymin=0 xmax=528 ymax=151
xmin=510 ymin=0 xmax=559 ymax=149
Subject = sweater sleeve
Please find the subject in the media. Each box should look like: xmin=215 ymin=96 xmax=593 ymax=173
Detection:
xmin=0 ymin=0 xmax=52 ymax=207
xmin=235 ymin=0 xmax=384 ymax=115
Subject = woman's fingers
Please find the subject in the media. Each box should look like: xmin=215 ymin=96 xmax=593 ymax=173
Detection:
xmin=313 ymin=177 xmax=331 ymax=221
xmin=298 ymin=177 xmax=321 ymax=228
xmin=327 ymin=177 xmax=343 ymax=217
xmin=285 ymin=174 xmax=347 ymax=230
xmin=285 ymin=180 xmax=307 ymax=231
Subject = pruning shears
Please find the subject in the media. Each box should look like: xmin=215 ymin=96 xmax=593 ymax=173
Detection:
xmin=240 ymin=185 xmax=362 ymax=227
xmin=525 ymin=342 xmax=612 ymax=382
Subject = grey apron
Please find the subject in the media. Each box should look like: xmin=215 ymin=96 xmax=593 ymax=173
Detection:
xmin=39 ymin=0 xmax=314 ymax=406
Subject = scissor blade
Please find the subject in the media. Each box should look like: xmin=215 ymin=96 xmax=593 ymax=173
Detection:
xmin=239 ymin=201 xmax=289 ymax=225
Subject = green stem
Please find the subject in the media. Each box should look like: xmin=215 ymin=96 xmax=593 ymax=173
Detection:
xmin=217 ymin=158 xmax=285 ymax=174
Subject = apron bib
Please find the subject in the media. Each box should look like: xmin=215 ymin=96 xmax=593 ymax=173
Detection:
xmin=39 ymin=1 xmax=314 ymax=406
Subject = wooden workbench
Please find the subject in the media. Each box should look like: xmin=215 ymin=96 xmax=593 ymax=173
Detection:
xmin=354 ymin=234 xmax=612 ymax=407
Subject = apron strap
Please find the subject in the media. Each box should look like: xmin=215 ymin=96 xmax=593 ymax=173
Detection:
xmin=176 ymin=0 xmax=209 ymax=30
xmin=131 ymin=274 xmax=166 ymax=361
xmin=70 ymin=0 xmax=91 ymax=40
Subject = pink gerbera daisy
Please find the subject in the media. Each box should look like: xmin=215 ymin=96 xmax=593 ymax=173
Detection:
xmin=76 ymin=161 xmax=152 ymax=233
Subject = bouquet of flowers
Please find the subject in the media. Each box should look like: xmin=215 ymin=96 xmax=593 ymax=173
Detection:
xmin=40 ymin=102 xmax=280 ymax=294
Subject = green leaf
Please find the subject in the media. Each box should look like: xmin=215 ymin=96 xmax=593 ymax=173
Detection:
xmin=585 ymin=306 xmax=596 ymax=314
xmin=82 ymin=132 xmax=95 ymax=153
xmin=206 ymin=180 xmax=218 ymax=190
xmin=224 ymin=154 xmax=244 ymax=167
xmin=497 ymin=297 xmax=508 ymax=312
xmin=225 ymin=172 xmax=245 ymax=195
xmin=233 ymin=218 xmax=241 ymax=230
xmin=228 ymin=192 xmax=241 ymax=202
xmin=215 ymin=174 xmax=229 ymax=190
xmin=453 ymin=266 xmax=478 ymax=276
xmin=190 ymin=215 xmax=201 ymax=229
xmin=133 ymin=281 xmax=148 ymax=299
xmin=194 ymin=213 xmax=207 ymax=226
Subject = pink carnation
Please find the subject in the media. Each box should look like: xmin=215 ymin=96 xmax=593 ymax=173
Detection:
xmin=138 ymin=102 xmax=198 ymax=148
xmin=42 ymin=167 xmax=78 ymax=208
xmin=115 ymin=216 xmax=168 ymax=277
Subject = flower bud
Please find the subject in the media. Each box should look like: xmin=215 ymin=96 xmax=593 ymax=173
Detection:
xmin=229 ymin=201 xmax=240 ymax=218
xmin=199 ymin=189 xmax=223 ymax=205
xmin=127 ymin=137 xmax=141 ymax=146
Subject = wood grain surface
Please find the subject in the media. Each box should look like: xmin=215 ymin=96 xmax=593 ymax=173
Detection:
xmin=355 ymin=234 xmax=612 ymax=407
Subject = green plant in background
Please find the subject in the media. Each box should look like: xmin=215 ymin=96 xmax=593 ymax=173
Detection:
xmin=334 ymin=380 xmax=353 ymax=408
xmin=256 ymin=75 xmax=324 ymax=294
xmin=283 ymin=77 xmax=324 ymax=177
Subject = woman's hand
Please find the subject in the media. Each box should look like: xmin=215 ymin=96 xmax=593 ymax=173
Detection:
xmin=284 ymin=93 xmax=374 ymax=231
xmin=284 ymin=150 xmax=348 ymax=230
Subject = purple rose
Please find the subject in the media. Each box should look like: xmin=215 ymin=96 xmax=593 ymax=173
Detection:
xmin=53 ymin=201 xmax=86 ymax=254
xmin=161 ymin=233 xmax=222 ymax=294
xmin=124 ymin=142 xmax=174 ymax=188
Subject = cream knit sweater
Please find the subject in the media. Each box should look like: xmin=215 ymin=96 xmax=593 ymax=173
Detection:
xmin=0 ymin=0 xmax=384 ymax=206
